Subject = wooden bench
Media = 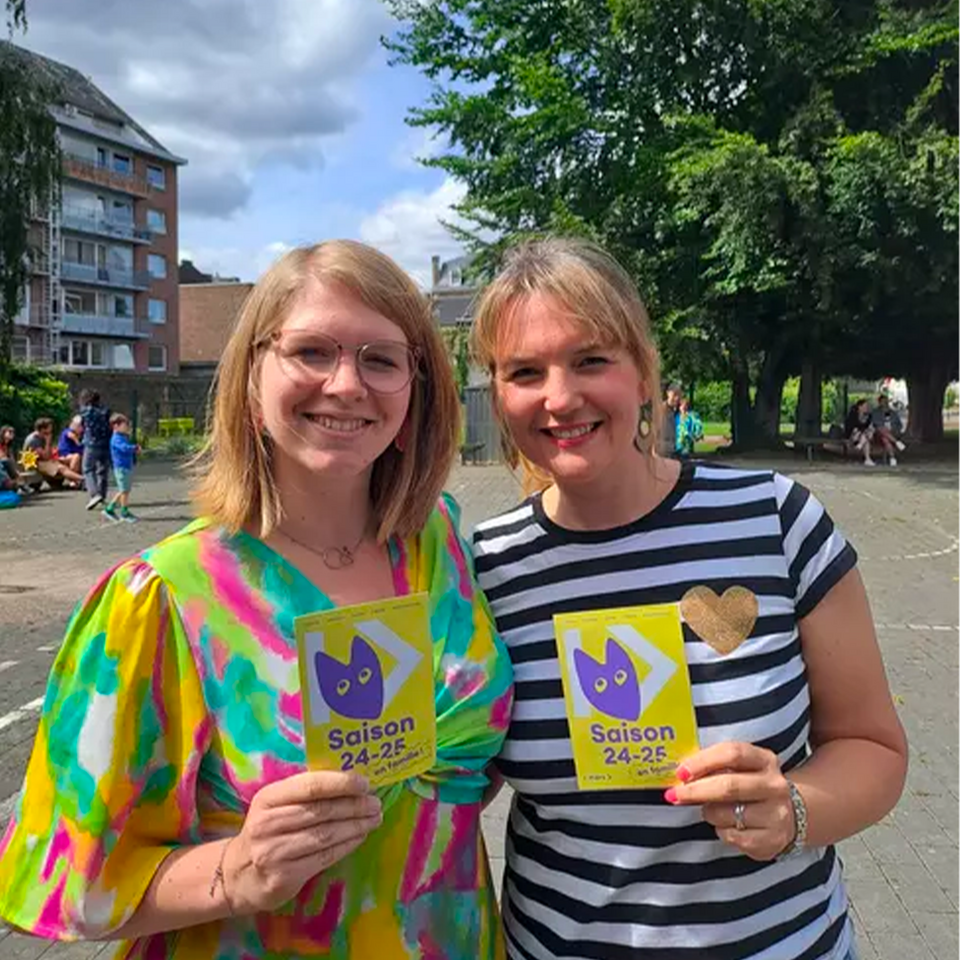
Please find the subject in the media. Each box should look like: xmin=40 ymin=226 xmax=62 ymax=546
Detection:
xmin=788 ymin=436 xmax=836 ymax=462
xmin=459 ymin=441 xmax=485 ymax=465
xmin=788 ymin=434 xmax=892 ymax=463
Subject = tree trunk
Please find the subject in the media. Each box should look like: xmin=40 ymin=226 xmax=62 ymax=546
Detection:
xmin=905 ymin=357 xmax=952 ymax=443
xmin=729 ymin=348 xmax=788 ymax=448
xmin=796 ymin=359 xmax=822 ymax=437
xmin=730 ymin=364 xmax=754 ymax=446
xmin=752 ymin=347 xmax=788 ymax=443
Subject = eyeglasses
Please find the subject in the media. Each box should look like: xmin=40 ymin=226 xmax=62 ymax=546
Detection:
xmin=262 ymin=330 xmax=419 ymax=395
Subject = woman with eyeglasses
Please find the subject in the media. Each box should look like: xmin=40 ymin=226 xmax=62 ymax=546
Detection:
xmin=0 ymin=241 xmax=514 ymax=959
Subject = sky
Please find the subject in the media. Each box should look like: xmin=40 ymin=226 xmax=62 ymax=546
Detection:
xmin=17 ymin=0 xmax=467 ymax=286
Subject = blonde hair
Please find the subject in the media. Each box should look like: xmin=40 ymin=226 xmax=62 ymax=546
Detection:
xmin=471 ymin=236 xmax=662 ymax=494
xmin=192 ymin=240 xmax=461 ymax=541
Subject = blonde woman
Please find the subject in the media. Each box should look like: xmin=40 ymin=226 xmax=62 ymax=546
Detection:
xmin=471 ymin=237 xmax=906 ymax=960
xmin=0 ymin=241 xmax=514 ymax=959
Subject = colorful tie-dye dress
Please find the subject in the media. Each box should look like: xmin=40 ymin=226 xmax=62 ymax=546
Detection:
xmin=0 ymin=494 xmax=513 ymax=960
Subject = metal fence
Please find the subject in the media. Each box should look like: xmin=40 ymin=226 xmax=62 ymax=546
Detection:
xmin=462 ymin=385 xmax=504 ymax=463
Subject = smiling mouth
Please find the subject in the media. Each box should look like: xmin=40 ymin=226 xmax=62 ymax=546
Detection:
xmin=542 ymin=423 xmax=600 ymax=440
xmin=303 ymin=414 xmax=372 ymax=433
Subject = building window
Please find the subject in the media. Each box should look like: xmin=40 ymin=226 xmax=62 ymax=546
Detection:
xmin=64 ymin=289 xmax=97 ymax=315
xmin=111 ymin=200 xmax=133 ymax=223
xmin=11 ymin=336 xmax=29 ymax=362
xmin=64 ymin=238 xmax=96 ymax=266
xmin=146 ymin=209 xmax=167 ymax=233
xmin=114 ymin=343 xmax=134 ymax=369
xmin=147 ymin=165 xmax=166 ymax=189
xmin=148 ymin=344 xmax=167 ymax=371
xmin=108 ymin=245 xmax=133 ymax=270
xmin=59 ymin=339 xmax=108 ymax=368
xmin=112 ymin=153 xmax=132 ymax=175
xmin=148 ymin=253 xmax=167 ymax=278
xmin=113 ymin=294 xmax=134 ymax=318
xmin=72 ymin=339 xmax=89 ymax=366
xmin=148 ymin=298 xmax=167 ymax=324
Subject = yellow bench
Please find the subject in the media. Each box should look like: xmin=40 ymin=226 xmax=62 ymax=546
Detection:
xmin=157 ymin=417 xmax=195 ymax=437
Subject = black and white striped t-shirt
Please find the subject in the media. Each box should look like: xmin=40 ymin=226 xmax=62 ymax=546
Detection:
xmin=473 ymin=463 xmax=858 ymax=960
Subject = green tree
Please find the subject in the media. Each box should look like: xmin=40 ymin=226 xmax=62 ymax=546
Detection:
xmin=386 ymin=0 xmax=958 ymax=443
xmin=0 ymin=0 xmax=62 ymax=373
xmin=440 ymin=324 xmax=471 ymax=398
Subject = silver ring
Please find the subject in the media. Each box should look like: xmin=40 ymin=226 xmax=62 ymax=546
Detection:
xmin=733 ymin=801 xmax=747 ymax=831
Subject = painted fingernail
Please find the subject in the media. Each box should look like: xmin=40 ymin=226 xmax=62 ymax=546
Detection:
xmin=677 ymin=766 xmax=691 ymax=782
xmin=664 ymin=788 xmax=679 ymax=805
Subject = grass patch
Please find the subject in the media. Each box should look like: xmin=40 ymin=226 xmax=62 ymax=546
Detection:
xmin=701 ymin=421 xmax=730 ymax=438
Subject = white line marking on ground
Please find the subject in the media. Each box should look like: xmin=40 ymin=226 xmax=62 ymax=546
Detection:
xmin=0 ymin=660 xmax=17 ymax=674
xmin=36 ymin=645 xmax=57 ymax=652
xmin=861 ymin=540 xmax=959 ymax=563
xmin=0 ymin=697 xmax=44 ymax=732
xmin=875 ymin=622 xmax=960 ymax=632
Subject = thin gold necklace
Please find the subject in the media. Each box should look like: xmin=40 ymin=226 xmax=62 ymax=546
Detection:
xmin=277 ymin=525 xmax=367 ymax=570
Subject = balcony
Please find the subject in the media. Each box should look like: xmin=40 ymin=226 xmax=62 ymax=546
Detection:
xmin=61 ymin=207 xmax=154 ymax=244
xmin=62 ymin=152 xmax=151 ymax=198
xmin=60 ymin=260 xmax=153 ymax=291
xmin=59 ymin=313 xmax=149 ymax=339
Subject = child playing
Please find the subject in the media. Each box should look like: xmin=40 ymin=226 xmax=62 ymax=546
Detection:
xmin=103 ymin=413 xmax=140 ymax=523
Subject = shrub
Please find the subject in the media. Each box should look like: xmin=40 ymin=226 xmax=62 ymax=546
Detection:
xmin=688 ymin=377 xmax=845 ymax=426
xmin=691 ymin=381 xmax=731 ymax=421
xmin=139 ymin=433 xmax=204 ymax=460
xmin=0 ymin=365 xmax=72 ymax=439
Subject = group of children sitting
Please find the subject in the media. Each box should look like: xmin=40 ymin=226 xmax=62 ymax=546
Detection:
xmin=0 ymin=390 xmax=139 ymax=520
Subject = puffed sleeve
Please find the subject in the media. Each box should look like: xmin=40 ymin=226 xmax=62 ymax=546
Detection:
xmin=0 ymin=558 xmax=210 ymax=940
xmin=406 ymin=493 xmax=514 ymax=805
xmin=774 ymin=473 xmax=859 ymax=618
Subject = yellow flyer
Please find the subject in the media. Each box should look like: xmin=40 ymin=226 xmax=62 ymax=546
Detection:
xmin=295 ymin=593 xmax=436 ymax=787
xmin=554 ymin=603 xmax=698 ymax=790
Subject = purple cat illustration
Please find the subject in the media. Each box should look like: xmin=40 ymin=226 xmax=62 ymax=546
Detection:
xmin=315 ymin=635 xmax=384 ymax=720
xmin=574 ymin=638 xmax=641 ymax=721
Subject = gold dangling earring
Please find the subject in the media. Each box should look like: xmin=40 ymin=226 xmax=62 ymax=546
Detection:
xmin=634 ymin=400 xmax=653 ymax=452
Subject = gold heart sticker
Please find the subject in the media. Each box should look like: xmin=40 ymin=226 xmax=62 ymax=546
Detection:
xmin=680 ymin=586 xmax=759 ymax=655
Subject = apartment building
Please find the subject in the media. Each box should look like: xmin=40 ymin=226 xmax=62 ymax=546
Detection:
xmin=10 ymin=45 xmax=186 ymax=374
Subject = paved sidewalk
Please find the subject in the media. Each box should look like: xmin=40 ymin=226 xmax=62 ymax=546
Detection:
xmin=1 ymin=457 xmax=957 ymax=958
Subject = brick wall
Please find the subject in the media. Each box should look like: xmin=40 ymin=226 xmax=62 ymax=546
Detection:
xmin=180 ymin=283 xmax=253 ymax=363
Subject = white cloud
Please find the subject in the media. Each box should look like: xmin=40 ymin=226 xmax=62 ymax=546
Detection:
xmin=389 ymin=125 xmax=448 ymax=171
xmin=20 ymin=0 xmax=390 ymax=217
xmin=359 ymin=177 xmax=467 ymax=285
xmin=181 ymin=176 xmax=473 ymax=288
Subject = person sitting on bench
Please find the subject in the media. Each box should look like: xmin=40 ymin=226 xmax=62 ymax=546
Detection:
xmin=870 ymin=395 xmax=906 ymax=465
xmin=845 ymin=399 xmax=898 ymax=467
